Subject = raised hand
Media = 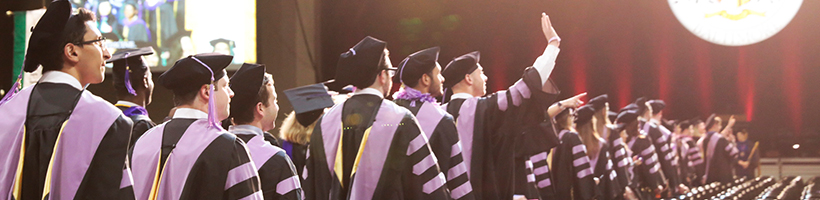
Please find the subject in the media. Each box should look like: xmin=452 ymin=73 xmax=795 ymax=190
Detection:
xmin=560 ymin=92 xmax=587 ymax=109
xmin=541 ymin=12 xmax=560 ymax=47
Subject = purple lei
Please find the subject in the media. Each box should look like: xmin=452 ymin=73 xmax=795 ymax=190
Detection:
xmin=123 ymin=106 xmax=149 ymax=118
xmin=392 ymin=87 xmax=436 ymax=107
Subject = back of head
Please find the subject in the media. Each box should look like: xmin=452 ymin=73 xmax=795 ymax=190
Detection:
xmin=24 ymin=1 xmax=96 ymax=73
xmin=441 ymin=51 xmax=480 ymax=102
xmin=159 ymin=53 xmax=233 ymax=106
xmin=279 ymin=111 xmax=317 ymax=145
xmin=334 ymin=36 xmax=390 ymax=89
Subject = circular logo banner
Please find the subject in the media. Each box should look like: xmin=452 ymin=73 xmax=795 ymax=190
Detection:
xmin=668 ymin=0 xmax=803 ymax=46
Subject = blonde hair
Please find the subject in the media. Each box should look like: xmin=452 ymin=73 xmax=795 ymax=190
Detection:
xmin=577 ymin=118 xmax=601 ymax=158
xmin=278 ymin=93 xmax=349 ymax=145
xmin=278 ymin=111 xmax=317 ymax=145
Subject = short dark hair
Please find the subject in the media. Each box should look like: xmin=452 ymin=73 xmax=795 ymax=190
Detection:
xmin=43 ymin=8 xmax=96 ymax=72
xmin=404 ymin=71 xmax=433 ymax=88
xmin=232 ymin=75 xmax=274 ymax=124
xmin=173 ymin=80 xmax=220 ymax=106
xmin=113 ymin=60 xmax=148 ymax=98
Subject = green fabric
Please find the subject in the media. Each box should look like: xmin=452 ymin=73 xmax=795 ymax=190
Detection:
xmin=12 ymin=11 xmax=26 ymax=83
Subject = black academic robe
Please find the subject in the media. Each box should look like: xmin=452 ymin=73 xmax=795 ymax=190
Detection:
xmin=642 ymin=121 xmax=677 ymax=191
xmin=131 ymin=118 xmax=262 ymax=200
xmin=552 ymin=130 xmax=597 ymax=200
xmin=0 ymin=83 xmax=136 ymax=199
xmin=117 ymin=105 xmax=157 ymax=150
xmin=443 ymin=67 xmax=560 ymax=200
xmin=395 ymin=100 xmax=475 ymax=200
xmin=676 ymin=136 xmax=695 ymax=186
xmin=606 ymin=126 xmax=633 ymax=200
xmin=231 ymin=125 xmax=302 ymax=200
xmin=303 ymin=94 xmax=450 ymax=200
xmin=593 ymin=140 xmax=622 ymax=200
xmin=627 ymin=133 xmax=664 ymax=199
xmin=281 ymin=140 xmax=308 ymax=178
xmin=689 ymin=137 xmax=705 ymax=187
xmin=701 ymin=131 xmax=738 ymax=184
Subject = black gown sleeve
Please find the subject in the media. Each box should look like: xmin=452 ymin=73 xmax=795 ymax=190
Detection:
xmin=397 ymin=115 xmax=451 ymax=200
xmin=647 ymin=125 xmax=676 ymax=189
xmin=74 ymin=115 xmax=136 ymax=199
xmin=567 ymin=134 xmax=597 ymax=200
xmin=259 ymin=151 xmax=302 ymax=200
xmin=634 ymin=138 xmax=664 ymax=190
xmin=428 ymin=115 xmax=474 ymax=200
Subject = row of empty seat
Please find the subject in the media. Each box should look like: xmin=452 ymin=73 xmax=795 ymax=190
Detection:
xmin=663 ymin=176 xmax=820 ymax=200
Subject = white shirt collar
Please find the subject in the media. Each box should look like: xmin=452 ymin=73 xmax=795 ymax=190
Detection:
xmin=353 ymin=88 xmax=384 ymax=98
xmin=115 ymin=100 xmax=140 ymax=107
xmin=173 ymin=108 xmax=208 ymax=119
xmin=39 ymin=71 xmax=83 ymax=90
xmin=228 ymin=124 xmax=264 ymax=136
xmin=451 ymin=93 xmax=474 ymax=100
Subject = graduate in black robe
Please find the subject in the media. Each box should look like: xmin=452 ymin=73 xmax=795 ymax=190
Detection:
xmin=579 ymin=103 xmax=623 ymax=200
xmin=0 ymin=2 xmax=135 ymax=199
xmin=303 ymin=36 xmax=450 ymax=200
xmin=699 ymin=115 xmax=739 ymax=185
xmin=674 ymin=120 xmax=696 ymax=186
xmin=612 ymin=109 xmax=641 ymax=200
xmin=392 ymin=47 xmax=475 ymax=200
xmin=642 ymin=100 xmax=685 ymax=195
xmin=517 ymin=93 xmax=586 ymax=200
xmin=440 ymin=13 xmax=562 ymax=199
xmin=227 ymin=63 xmax=302 ymax=200
xmin=130 ymin=53 xmax=262 ymax=200
xmin=621 ymin=107 xmax=664 ymax=199
xmin=551 ymin=108 xmax=597 ymax=200
xmin=281 ymin=83 xmax=337 ymax=178
xmin=687 ymin=118 xmax=706 ymax=187
xmin=109 ymin=47 xmax=157 ymax=150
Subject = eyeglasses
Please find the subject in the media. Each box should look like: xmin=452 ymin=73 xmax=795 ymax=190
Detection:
xmin=74 ymin=37 xmax=107 ymax=47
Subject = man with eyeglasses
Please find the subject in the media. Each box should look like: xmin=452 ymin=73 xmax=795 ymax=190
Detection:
xmin=303 ymin=36 xmax=450 ymax=199
xmin=0 ymin=1 xmax=136 ymax=199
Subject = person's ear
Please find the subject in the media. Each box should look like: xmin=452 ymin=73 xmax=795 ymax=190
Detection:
xmin=65 ymin=43 xmax=80 ymax=63
xmin=199 ymin=84 xmax=210 ymax=100
xmin=464 ymin=73 xmax=473 ymax=85
xmin=256 ymin=102 xmax=265 ymax=117
xmin=421 ymin=73 xmax=431 ymax=87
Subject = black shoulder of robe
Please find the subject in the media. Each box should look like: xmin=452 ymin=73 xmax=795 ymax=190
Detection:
xmin=23 ymin=83 xmax=135 ymax=199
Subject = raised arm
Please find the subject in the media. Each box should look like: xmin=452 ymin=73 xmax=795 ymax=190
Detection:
xmin=532 ymin=13 xmax=562 ymax=92
xmin=547 ymin=92 xmax=587 ymax=118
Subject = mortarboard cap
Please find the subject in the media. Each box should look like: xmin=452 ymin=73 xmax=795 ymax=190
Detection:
xmin=159 ymin=53 xmax=232 ymax=94
xmin=616 ymin=109 xmax=640 ymax=125
xmin=284 ymin=83 xmax=335 ymax=126
xmin=108 ymin=47 xmax=154 ymax=96
xmin=678 ymin=120 xmax=691 ymax=130
xmin=620 ymin=103 xmax=639 ymax=112
xmin=442 ymin=51 xmax=480 ymax=89
xmin=393 ymin=47 xmax=440 ymax=86
xmin=335 ymin=36 xmax=392 ymax=88
xmin=648 ymin=99 xmax=666 ymax=114
xmin=23 ymin=0 xmax=72 ymax=72
xmin=588 ymin=94 xmax=608 ymax=111
xmin=634 ymin=97 xmax=649 ymax=114
xmin=228 ymin=63 xmax=266 ymax=119
xmin=574 ymin=105 xmax=595 ymax=125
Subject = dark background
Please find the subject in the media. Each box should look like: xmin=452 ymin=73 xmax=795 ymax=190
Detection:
xmin=2 ymin=0 xmax=819 ymax=157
